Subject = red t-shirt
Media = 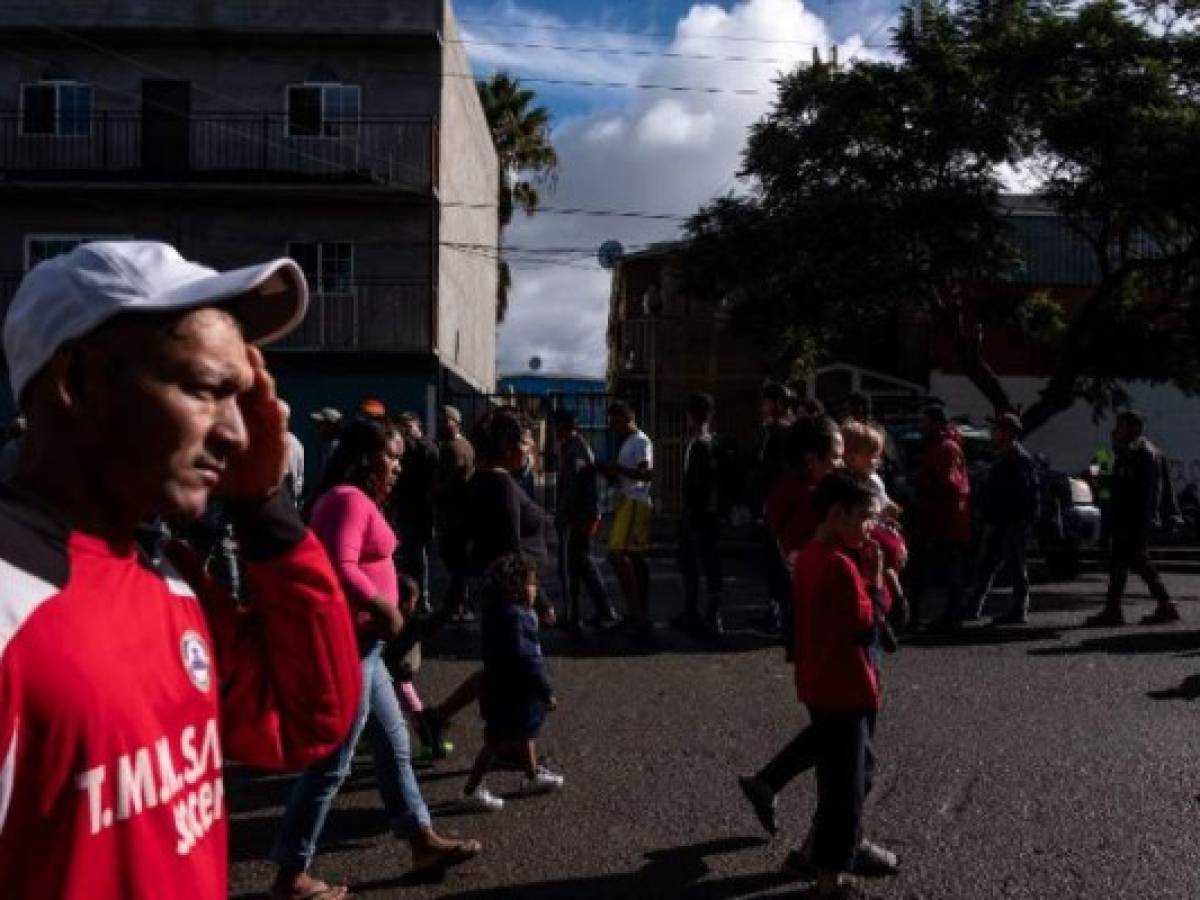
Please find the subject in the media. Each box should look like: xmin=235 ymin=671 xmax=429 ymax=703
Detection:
xmin=0 ymin=488 xmax=361 ymax=900
xmin=792 ymin=538 xmax=880 ymax=711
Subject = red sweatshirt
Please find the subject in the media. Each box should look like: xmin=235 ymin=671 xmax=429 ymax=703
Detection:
xmin=766 ymin=472 xmax=819 ymax=560
xmin=792 ymin=538 xmax=880 ymax=711
xmin=0 ymin=487 xmax=361 ymax=900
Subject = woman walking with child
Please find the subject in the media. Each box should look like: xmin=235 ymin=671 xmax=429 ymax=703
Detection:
xmin=270 ymin=419 xmax=480 ymax=900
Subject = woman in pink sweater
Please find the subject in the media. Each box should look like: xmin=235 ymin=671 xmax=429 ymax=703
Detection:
xmin=270 ymin=420 xmax=480 ymax=900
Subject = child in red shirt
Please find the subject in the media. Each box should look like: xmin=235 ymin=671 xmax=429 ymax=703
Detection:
xmin=789 ymin=472 xmax=897 ymax=898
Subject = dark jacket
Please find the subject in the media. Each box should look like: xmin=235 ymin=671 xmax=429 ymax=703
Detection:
xmin=389 ymin=435 xmax=438 ymax=540
xmin=481 ymin=600 xmax=553 ymax=705
xmin=915 ymin=426 xmax=971 ymax=545
xmin=466 ymin=468 xmax=548 ymax=574
xmin=981 ymin=442 xmax=1039 ymax=526
xmin=683 ymin=433 xmax=720 ymax=517
xmin=1111 ymin=437 xmax=1163 ymax=537
xmin=556 ymin=432 xmax=600 ymax=525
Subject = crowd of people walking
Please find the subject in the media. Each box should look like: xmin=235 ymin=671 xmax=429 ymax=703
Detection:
xmin=0 ymin=240 xmax=1188 ymax=900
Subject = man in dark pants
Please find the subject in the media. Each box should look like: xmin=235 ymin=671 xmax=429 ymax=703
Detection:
xmin=756 ymin=382 xmax=794 ymax=634
xmin=1085 ymin=411 xmax=1181 ymax=627
xmin=673 ymin=393 xmax=725 ymax=639
xmin=436 ymin=405 xmax=476 ymax=618
xmin=969 ymin=412 xmax=1039 ymax=625
xmin=553 ymin=409 xmax=617 ymax=632
xmin=393 ymin=412 xmax=439 ymax=616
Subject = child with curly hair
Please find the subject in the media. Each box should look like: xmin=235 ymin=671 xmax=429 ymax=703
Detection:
xmin=458 ymin=553 xmax=564 ymax=811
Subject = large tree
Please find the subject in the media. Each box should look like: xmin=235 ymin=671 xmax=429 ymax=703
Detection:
xmin=477 ymin=72 xmax=559 ymax=323
xmin=684 ymin=0 xmax=1200 ymax=434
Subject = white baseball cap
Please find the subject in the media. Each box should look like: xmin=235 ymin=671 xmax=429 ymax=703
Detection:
xmin=4 ymin=240 xmax=308 ymax=404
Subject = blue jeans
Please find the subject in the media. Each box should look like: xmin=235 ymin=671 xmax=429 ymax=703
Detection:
xmin=971 ymin=523 xmax=1030 ymax=617
xmin=271 ymin=641 xmax=432 ymax=872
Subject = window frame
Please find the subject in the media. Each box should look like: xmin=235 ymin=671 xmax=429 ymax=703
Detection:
xmin=18 ymin=81 xmax=95 ymax=138
xmin=24 ymin=233 xmax=133 ymax=270
xmin=284 ymin=82 xmax=361 ymax=139
xmin=285 ymin=240 xmax=355 ymax=295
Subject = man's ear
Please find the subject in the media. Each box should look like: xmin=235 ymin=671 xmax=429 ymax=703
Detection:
xmin=40 ymin=348 xmax=82 ymax=412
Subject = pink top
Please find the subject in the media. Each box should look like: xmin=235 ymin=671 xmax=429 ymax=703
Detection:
xmin=310 ymin=485 xmax=399 ymax=636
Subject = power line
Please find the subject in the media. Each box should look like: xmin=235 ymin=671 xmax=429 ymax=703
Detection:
xmin=457 ymin=16 xmax=851 ymax=47
xmin=450 ymin=38 xmax=866 ymax=64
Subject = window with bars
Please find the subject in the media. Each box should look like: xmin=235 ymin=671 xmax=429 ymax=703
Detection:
xmin=286 ymin=242 xmax=354 ymax=294
xmin=285 ymin=84 xmax=360 ymax=138
xmin=25 ymin=234 xmax=131 ymax=270
xmin=20 ymin=82 xmax=94 ymax=136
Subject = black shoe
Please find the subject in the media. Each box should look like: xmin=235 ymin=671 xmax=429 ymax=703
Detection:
xmin=737 ymin=775 xmax=778 ymax=834
xmin=1085 ymin=606 xmax=1126 ymax=627
xmin=1140 ymin=603 xmax=1182 ymax=625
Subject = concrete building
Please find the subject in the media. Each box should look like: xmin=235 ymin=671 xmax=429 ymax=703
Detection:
xmin=0 ymin=0 xmax=498 ymax=483
xmin=607 ymin=242 xmax=765 ymax=516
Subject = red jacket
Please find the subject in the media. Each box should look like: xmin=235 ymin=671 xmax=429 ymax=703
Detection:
xmin=915 ymin=427 xmax=971 ymax=545
xmin=792 ymin=538 xmax=880 ymax=711
xmin=766 ymin=472 xmax=819 ymax=559
xmin=0 ymin=488 xmax=361 ymax=900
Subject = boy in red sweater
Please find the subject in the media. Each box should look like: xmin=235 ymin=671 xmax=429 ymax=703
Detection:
xmin=789 ymin=472 xmax=894 ymax=898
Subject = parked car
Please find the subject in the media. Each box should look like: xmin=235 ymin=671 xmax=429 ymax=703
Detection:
xmin=1033 ymin=457 xmax=1102 ymax=579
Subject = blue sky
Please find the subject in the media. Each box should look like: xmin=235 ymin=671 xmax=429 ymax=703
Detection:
xmin=451 ymin=0 xmax=903 ymax=376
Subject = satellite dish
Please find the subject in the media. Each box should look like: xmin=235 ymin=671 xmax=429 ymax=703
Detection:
xmin=529 ymin=356 xmax=543 ymax=372
xmin=598 ymin=240 xmax=624 ymax=270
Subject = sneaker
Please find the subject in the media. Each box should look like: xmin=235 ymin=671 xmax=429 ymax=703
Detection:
xmin=780 ymin=829 xmax=815 ymax=875
xmin=458 ymin=787 xmax=504 ymax=812
xmin=520 ymin=766 xmax=565 ymax=795
xmin=737 ymin=775 xmax=778 ymax=835
xmin=1140 ymin=603 xmax=1182 ymax=625
xmin=854 ymin=839 xmax=899 ymax=875
xmin=1085 ymin=606 xmax=1126 ymax=627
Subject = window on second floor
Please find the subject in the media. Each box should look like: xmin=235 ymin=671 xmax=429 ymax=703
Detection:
xmin=287 ymin=241 xmax=354 ymax=294
xmin=20 ymin=82 xmax=94 ymax=137
xmin=286 ymin=83 xmax=360 ymax=138
xmin=25 ymin=234 xmax=131 ymax=270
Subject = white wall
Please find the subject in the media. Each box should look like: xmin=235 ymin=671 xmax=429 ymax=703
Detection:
xmin=436 ymin=0 xmax=499 ymax=392
xmin=931 ymin=373 xmax=1200 ymax=486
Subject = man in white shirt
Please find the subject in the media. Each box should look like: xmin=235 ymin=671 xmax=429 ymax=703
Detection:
xmin=598 ymin=401 xmax=654 ymax=636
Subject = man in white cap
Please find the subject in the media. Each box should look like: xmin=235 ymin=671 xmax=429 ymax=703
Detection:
xmin=0 ymin=242 xmax=362 ymax=900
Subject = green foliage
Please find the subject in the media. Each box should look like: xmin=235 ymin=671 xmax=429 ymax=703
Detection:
xmin=476 ymin=72 xmax=559 ymax=323
xmin=683 ymin=0 xmax=1200 ymax=433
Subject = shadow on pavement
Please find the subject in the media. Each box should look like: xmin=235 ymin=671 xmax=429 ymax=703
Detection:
xmin=1147 ymin=673 xmax=1200 ymax=701
xmin=903 ymin=626 xmax=1062 ymax=649
xmin=1029 ymin=629 xmax=1200 ymax=658
xmin=348 ymin=835 xmax=799 ymax=899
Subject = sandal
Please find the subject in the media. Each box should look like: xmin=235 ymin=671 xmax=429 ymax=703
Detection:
xmin=412 ymin=838 xmax=482 ymax=874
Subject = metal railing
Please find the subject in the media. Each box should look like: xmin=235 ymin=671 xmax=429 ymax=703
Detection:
xmin=272 ymin=281 xmax=432 ymax=352
xmin=0 ymin=113 xmax=436 ymax=190
xmin=0 ymin=275 xmax=431 ymax=355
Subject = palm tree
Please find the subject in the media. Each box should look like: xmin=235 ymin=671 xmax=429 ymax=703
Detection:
xmin=477 ymin=72 xmax=559 ymax=323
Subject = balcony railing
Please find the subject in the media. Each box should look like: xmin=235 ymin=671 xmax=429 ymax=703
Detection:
xmin=0 ymin=114 xmax=436 ymax=191
xmin=272 ymin=281 xmax=432 ymax=352
xmin=0 ymin=276 xmax=432 ymax=355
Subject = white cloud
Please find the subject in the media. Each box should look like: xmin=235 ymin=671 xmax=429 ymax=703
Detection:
xmin=476 ymin=0 xmax=893 ymax=377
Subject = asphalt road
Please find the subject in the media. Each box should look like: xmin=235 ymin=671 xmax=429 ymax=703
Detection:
xmin=228 ymin=558 xmax=1200 ymax=900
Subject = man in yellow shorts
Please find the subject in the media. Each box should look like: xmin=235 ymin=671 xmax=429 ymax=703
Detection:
xmin=599 ymin=402 xmax=655 ymax=637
